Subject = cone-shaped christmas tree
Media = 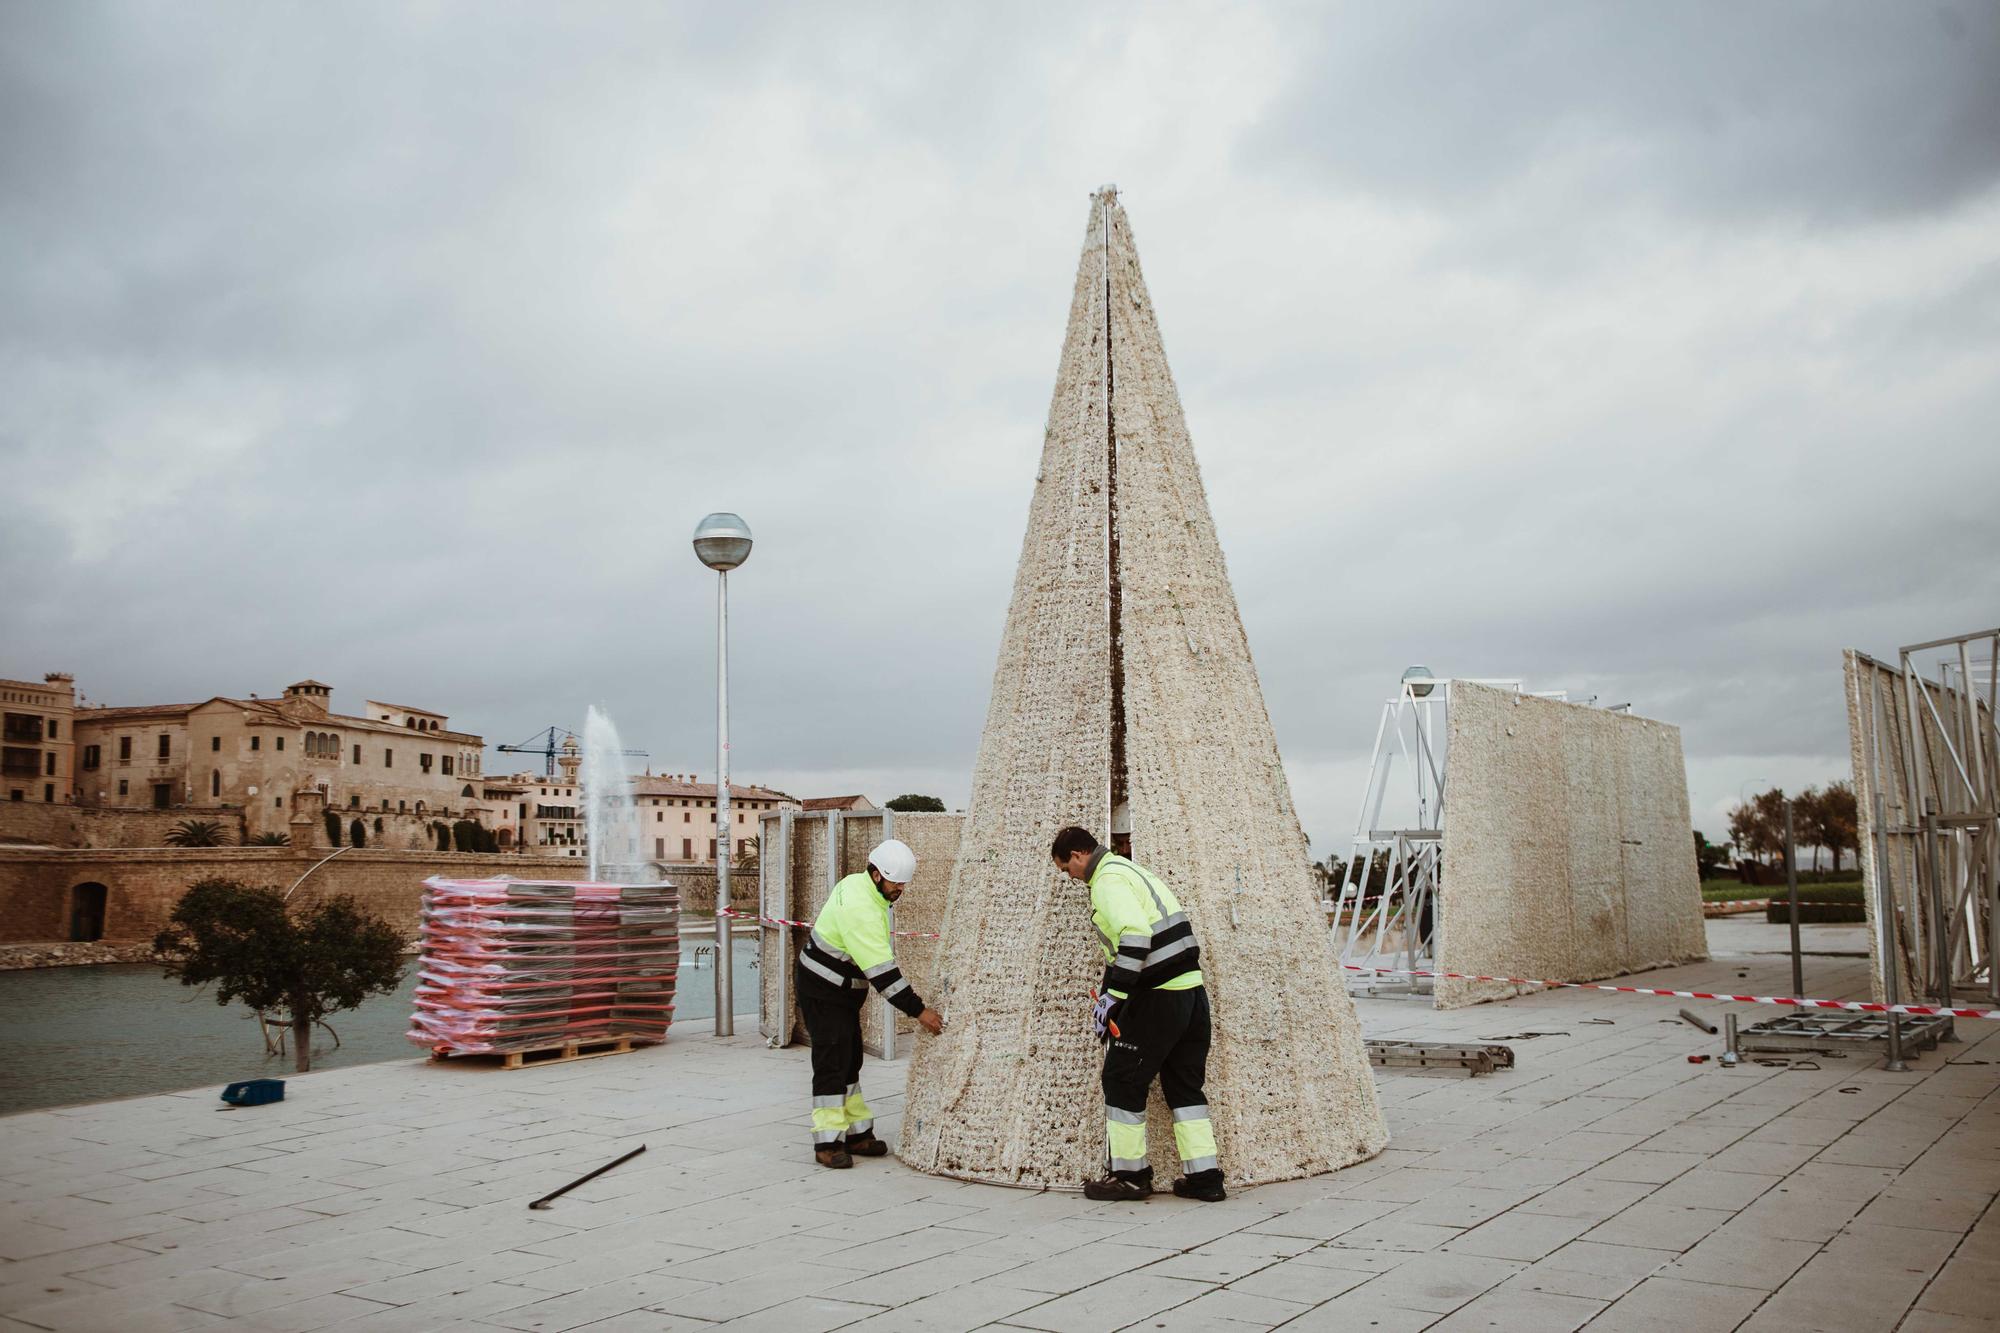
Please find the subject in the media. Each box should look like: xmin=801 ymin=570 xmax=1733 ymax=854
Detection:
xmin=901 ymin=189 xmax=1388 ymax=1188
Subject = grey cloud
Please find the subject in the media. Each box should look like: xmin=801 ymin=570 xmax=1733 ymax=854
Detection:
xmin=1254 ymin=2 xmax=2000 ymax=225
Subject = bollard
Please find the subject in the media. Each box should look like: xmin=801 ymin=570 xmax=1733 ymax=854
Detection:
xmin=1720 ymin=1013 xmax=1740 ymax=1067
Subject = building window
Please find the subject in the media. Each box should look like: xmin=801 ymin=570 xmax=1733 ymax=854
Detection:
xmin=684 ymin=811 xmax=690 ymax=823
xmin=211 ymin=771 xmax=220 ymax=797
xmin=44 ymin=783 xmax=54 ymax=802
xmin=3 ymin=714 xmax=44 ymax=743
xmin=441 ymin=756 xmax=453 ymax=776
xmin=9 ymin=789 xmax=20 ymax=802
xmin=117 ymin=779 xmax=128 ymax=796
xmin=45 ymin=752 xmax=55 ymax=775
xmin=398 ymin=800 xmax=406 ymax=813
xmin=384 ymin=749 xmax=393 ymax=768
xmin=82 ymin=744 xmax=100 ymax=770
xmin=682 ymin=837 xmax=692 ymax=859
xmin=276 ymin=737 xmax=284 ymax=751
xmin=211 ymin=736 xmax=220 ymax=751
xmin=655 ymin=838 xmax=665 ymax=858
xmin=709 ymin=838 xmax=717 ymax=860
xmin=47 ymin=720 xmax=57 ymax=740
xmin=350 ymin=794 xmax=360 ymax=808
xmin=251 ymin=736 xmax=260 ymax=751
xmin=353 ymin=744 xmax=361 ymax=764
xmin=420 ymin=754 xmax=433 ymax=773
xmin=275 ymin=795 xmax=283 ymax=808
xmin=2 ymin=747 xmax=37 ymax=778
xmin=157 ymin=733 xmax=170 ymax=759
xmin=656 ymin=811 xmax=663 ymax=822
xmin=119 ymin=736 xmax=132 ymax=761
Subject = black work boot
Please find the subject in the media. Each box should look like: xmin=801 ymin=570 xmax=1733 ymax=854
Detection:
xmin=814 ymin=1145 xmax=853 ymax=1169
xmin=1084 ymin=1166 xmax=1154 ymax=1201
xmin=1171 ymin=1168 xmax=1226 ymax=1202
xmin=844 ymin=1132 xmax=889 ymax=1157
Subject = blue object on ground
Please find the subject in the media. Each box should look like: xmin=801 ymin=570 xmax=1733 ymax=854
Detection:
xmin=220 ymin=1078 xmax=285 ymax=1107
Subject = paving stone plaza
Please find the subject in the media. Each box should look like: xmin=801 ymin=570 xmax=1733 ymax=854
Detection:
xmin=2 ymin=918 xmax=1994 ymax=1332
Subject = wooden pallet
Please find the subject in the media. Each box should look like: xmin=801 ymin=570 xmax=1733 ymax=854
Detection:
xmin=431 ymin=1036 xmax=637 ymax=1069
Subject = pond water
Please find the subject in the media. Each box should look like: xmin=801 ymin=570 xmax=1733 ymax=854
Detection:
xmin=0 ymin=930 xmax=759 ymax=1117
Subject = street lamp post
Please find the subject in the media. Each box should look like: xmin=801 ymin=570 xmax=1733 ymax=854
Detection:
xmin=693 ymin=512 xmax=753 ymax=1038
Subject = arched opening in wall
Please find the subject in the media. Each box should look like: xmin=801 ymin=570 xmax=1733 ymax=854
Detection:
xmin=69 ymin=883 xmax=108 ymax=942
xmin=414 ymin=801 xmax=426 ymax=816
xmin=496 ymin=828 xmax=513 ymax=848
xmin=461 ymin=784 xmax=474 ymax=798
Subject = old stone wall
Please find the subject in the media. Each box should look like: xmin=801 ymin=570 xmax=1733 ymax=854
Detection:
xmin=0 ymin=847 xmax=599 ymax=947
xmin=1434 ymin=683 xmax=1707 ymax=1008
xmin=1 ymin=802 xmax=252 ymax=850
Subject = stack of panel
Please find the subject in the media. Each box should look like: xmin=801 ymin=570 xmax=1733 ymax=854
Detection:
xmin=408 ymin=876 xmax=679 ymax=1056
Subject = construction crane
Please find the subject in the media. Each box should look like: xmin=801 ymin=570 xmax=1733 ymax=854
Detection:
xmin=496 ymin=726 xmax=648 ymax=777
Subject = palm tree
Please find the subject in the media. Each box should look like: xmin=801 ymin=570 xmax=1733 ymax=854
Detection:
xmin=165 ymin=819 xmax=229 ymax=847
xmin=247 ymin=831 xmax=290 ymax=846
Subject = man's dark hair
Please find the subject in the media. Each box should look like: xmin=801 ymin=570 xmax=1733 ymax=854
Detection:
xmin=1050 ymin=825 xmax=1099 ymax=861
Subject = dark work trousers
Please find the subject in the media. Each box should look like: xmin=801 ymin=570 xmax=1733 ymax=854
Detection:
xmin=797 ymin=967 xmax=866 ymax=1138
xmin=1101 ymin=986 xmax=1211 ymax=1166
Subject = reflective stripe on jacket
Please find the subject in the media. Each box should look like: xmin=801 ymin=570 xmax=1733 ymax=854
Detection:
xmin=798 ymin=871 xmax=927 ymax=1017
xmin=1087 ymin=851 xmax=1203 ymax=998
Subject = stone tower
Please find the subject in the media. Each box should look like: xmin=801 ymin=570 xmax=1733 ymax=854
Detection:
xmin=900 ymin=190 xmax=1388 ymax=1189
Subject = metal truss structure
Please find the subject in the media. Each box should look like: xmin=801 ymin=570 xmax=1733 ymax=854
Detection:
xmin=1851 ymin=628 xmax=1999 ymax=1011
xmin=1330 ymin=672 xmax=1577 ymax=999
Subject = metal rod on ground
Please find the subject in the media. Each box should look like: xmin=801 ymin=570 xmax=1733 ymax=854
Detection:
xmin=1679 ymin=1008 xmax=1718 ymax=1035
xmin=527 ymin=1145 xmax=646 ymax=1210
xmin=1785 ymin=801 xmax=1803 ymax=1000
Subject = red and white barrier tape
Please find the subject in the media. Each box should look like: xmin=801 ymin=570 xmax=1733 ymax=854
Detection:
xmin=716 ymin=907 xmax=939 ymax=939
xmin=1341 ymin=963 xmax=2000 ymax=1020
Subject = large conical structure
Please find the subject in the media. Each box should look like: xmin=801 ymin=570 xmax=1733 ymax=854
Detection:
xmin=900 ymin=189 xmax=1388 ymax=1189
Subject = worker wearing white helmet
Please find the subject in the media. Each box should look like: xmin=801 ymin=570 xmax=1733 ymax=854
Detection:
xmin=796 ymin=837 xmax=945 ymax=1168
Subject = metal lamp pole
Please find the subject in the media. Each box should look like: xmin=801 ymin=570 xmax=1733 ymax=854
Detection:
xmin=693 ymin=512 xmax=753 ymax=1038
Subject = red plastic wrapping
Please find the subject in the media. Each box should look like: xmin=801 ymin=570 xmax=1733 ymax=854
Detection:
xmin=408 ymin=876 xmax=680 ymax=1055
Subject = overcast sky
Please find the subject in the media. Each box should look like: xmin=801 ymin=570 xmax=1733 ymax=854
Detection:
xmin=5 ymin=3 xmax=1996 ymax=855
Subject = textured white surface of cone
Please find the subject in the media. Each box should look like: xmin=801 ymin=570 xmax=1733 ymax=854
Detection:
xmin=900 ymin=193 xmax=1388 ymax=1188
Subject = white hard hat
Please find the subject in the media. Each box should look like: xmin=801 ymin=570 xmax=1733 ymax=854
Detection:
xmin=868 ymin=838 xmax=917 ymax=885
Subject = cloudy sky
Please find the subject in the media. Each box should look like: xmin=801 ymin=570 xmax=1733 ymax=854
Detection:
xmin=5 ymin=3 xmax=1996 ymax=855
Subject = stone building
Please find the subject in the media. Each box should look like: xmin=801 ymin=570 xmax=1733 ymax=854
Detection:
xmin=0 ymin=674 xmax=76 ymax=808
xmin=627 ymin=773 xmax=796 ymax=865
xmin=67 ymin=678 xmax=487 ymax=841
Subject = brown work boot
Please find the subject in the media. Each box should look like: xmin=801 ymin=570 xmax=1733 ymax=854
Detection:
xmin=1083 ymin=1167 xmax=1153 ymax=1201
xmin=814 ymin=1145 xmax=853 ymax=1169
xmin=844 ymin=1132 xmax=889 ymax=1157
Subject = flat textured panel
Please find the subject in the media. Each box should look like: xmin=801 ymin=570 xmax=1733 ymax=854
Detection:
xmin=901 ymin=192 xmax=1387 ymax=1188
xmin=1436 ymin=684 xmax=1706 ymax=1009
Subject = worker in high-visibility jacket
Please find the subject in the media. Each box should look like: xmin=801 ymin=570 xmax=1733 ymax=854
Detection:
xmin=1052 ymin=824 xmax=1223 ymax=1202
xmin=796 ymin=838 xmax=944 ymax=1168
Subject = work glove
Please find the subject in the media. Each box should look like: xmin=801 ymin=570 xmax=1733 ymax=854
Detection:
xmin=1091 ymin=991 xmax=1122 ymax=1043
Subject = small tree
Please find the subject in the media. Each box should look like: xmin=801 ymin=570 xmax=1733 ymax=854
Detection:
xmin=477 ymin=824 xmax=499 ymax=853
xmin=1692 ymin=831 xmax=1728 ymax=880
xmin=323 ymin=810 xmax=341 ymax=845
xmin=885 ymin=794 xmax=946 ymax=813
xmin=153 ymin=878 xmax=405 ymax=1072
xmin=1823 ymin=780 xmax=1858 ymax=872
xmin=453 ymin=819 xmax=480 ymax=852
xmin=248 ymin=831 xmax=290 ymax=847
xmin=349 ymin=818 xmax=366 ymax=848
xmin=166 ymin=819 xmax=229 ymax=847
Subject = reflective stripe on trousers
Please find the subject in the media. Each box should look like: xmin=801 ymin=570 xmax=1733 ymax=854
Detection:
xmin=811 ymin=1093 xmax=848 ymax=1145
xmin=1106 ymin=1102 xmax=1217 ymax=1173
xmin=1106 ymin=1106 xmax=1147 ymax=1174
xmin=1172 ymin=1102 xmax=1217 ymax=1173
xmin=845 ymin=1082 xmax=873 ymax=1135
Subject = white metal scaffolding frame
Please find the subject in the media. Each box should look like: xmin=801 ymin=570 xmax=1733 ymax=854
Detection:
xmin=1853 ymin=629 xmax=1999 ymax=1011
xmin=1331 ymin=675 xmax=1571 ymax=999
